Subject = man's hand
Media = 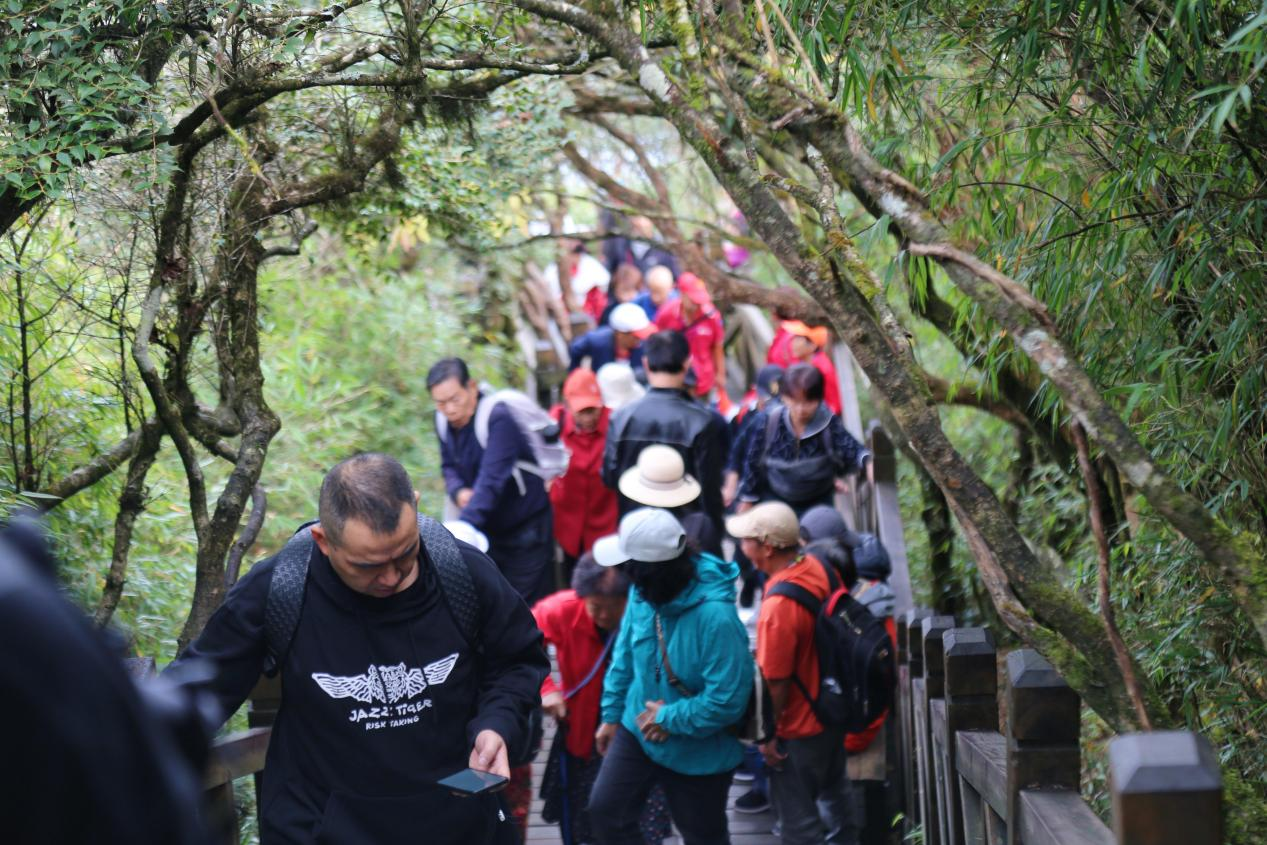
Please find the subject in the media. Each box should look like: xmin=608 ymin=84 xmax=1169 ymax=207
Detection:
xmin=542 ymin=691 xmax=567 ymax=722
xmin=722 ymin=472 xmax=739 ymax=508
xmin=759 ymin=738 xmax=787 ymax=771
xmin=469 ymin=729 xmax=510 ymax=779
xmin=736 ymin=500 xmax=754 ymax=514
xmin=455 ymin=488 xmax=474 ymax=509
xmin=636 ymin=700 xmax=668 ymax=743
xmin=594 ymin=722 xmax=617 ymax=756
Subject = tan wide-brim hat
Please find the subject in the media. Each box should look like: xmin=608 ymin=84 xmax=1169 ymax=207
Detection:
xmin=618 ymin=444 xmax=702 ymax=509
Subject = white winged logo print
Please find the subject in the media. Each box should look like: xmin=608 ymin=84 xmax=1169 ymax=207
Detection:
xmin=312 ymin=653 xmax=460 ymax=704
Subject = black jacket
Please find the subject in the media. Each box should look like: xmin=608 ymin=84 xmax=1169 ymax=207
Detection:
xmin=169 ymin=532 xmax=548 ymax=844
xmin=602 ymin=386 xmax=728 ymax=525
xmin=0 ymin=540 xmax=207 ymax=845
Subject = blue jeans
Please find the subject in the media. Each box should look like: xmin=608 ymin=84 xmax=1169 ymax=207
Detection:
xmin=741 ymin=743 xmax=768 ymax=797
xmin=588 ymin=726 xmax=734 ymax=845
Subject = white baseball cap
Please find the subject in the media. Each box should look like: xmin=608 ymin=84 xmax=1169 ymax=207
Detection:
xmin=597 ymin=362 xmax=646 ymax=409
xmin=593 ymin=508 xmax=687 ymax=566
xmin=609 ymin=302 xmax=654 ymax=336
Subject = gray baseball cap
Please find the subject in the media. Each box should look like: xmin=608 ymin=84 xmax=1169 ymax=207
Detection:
xmin=593 ymin=508 xmax=687 ymax=566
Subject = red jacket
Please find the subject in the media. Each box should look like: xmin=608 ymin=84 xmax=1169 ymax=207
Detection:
xmin=811 ymin=351 xmax=843 ymax=415
xmin=549 ymin=405 xmax=618 ymax=558
xmin=767 ymin=326 xmax=795 ymax=368
xmin=533 ymin=590 xmax=612 ymax=759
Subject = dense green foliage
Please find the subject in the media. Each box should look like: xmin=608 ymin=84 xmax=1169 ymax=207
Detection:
xmin=4 ymin=234 xmax=506 ymax=658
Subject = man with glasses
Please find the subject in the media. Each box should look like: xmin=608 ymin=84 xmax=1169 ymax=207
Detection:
xmin=428 ymin=357 xmax=555 ymax=606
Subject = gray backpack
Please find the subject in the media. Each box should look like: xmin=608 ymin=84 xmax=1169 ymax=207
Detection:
xmin=435 ymin=388 xmax=570 ymax=495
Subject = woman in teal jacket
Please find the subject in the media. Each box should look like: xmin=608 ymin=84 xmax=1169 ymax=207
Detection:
xmin=590 ymin=508 xmax=752 ymax=845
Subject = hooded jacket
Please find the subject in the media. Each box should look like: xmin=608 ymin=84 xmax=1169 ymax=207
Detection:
xmin=600 ymin=552 xmax=751 ymax=775
xmin=532 ymin=589 xmax=611 ymax=760
xmin=548 ymin=404 xmax=618 ymax=559
xmin=169 ymin=531 xmax=548 ymax=844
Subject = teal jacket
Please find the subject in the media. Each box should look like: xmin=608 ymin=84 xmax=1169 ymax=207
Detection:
xmin=600 ymin=552 xmax=752 ymax=775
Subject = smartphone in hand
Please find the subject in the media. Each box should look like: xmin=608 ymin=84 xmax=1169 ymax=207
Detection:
xmin=437 ymin=768 xmax=509 ymax=796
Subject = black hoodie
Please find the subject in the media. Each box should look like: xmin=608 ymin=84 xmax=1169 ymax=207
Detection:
xmin=170 ymin=532 xmax=548 ymax=844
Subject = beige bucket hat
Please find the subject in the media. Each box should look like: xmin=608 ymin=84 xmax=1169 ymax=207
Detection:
xmin=618 ymin=445 xmax=702 ymax=509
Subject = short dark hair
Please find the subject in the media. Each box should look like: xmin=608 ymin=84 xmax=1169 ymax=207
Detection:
xmin=318 ymin=453 xmax=415 ymax=545
xmin=783 ymin=363 xmax=825 ymax=402
xmin=572 ymin=553 xmax=631 ymax=598
xmin=426 ymin=357 xmax=471 ymax=390
xmin=644 ymin=330 xmax=690 ymax=373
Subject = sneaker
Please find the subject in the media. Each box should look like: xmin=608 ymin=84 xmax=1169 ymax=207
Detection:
xmin=733 ymin=770 xmax=755 ymax=784
xmin=733 ymin=789 xmax=771 ymax=814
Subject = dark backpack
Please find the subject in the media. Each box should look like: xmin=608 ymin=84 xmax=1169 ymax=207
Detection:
xmin=766 ymin=555 xmax=896 ymax=733
xmin=261 ymin=512 xmax=543 ymax=763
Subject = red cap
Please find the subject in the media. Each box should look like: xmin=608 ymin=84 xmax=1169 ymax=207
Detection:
xmin=563 ymin=368 xmax=604 ymax=414
xmin=677 ymin=272 xmax=712 ymax=308
xmin=783 ymin=320 xmax=830 ymax=349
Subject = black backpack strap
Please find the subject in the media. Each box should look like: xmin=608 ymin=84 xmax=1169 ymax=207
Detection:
xmin=759 ymin=406 xmax=782 ymax=482
xmin=766 ymin=560 xmax=839 ymax=717
xmin=418 ymin=513 xmax=481 ymax=646
xmin=263 ymin=524 xmax=317 ymax=677
xmin=766 ymin=581 xmax=822 ymax=614
xmin=263 ymin=516 xmax=481 ymax=677
xmin=763 ymin=580 xmax=821 ymax=707
xmin=820 ymin=420 xmax=838 ymax=469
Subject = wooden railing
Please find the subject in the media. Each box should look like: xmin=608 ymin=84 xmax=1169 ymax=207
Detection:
xmin=895 ymin=613 xmax=1223 ymax=845
xmin=204 ymin=727 xmax=270 ymax=844
xmin=201 ymin=675 xmax=281 ymax=844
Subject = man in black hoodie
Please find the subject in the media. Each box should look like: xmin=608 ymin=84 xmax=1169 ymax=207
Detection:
xmin=169 ymin=453 xmax=549 ymax=844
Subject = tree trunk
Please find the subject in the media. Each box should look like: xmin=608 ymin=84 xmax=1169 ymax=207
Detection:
xmin=508 ymin=0 xmax=1156 ymax=729
xmin=96 ymin=419 xmax=164 ymax=626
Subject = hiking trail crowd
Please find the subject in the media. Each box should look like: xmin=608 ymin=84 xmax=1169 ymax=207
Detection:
xmin=0 ymin=217 xmax=898 ymax=845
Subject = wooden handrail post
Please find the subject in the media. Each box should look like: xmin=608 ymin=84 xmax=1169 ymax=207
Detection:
xmin=941 ymin=628 xmax=998 ymax=845
xmin=918 ymin=615 xmax=955 ymax=845
xmin=899 ymin=607 xmax=930 ymax=832
xmin=1005 ymin=649 xmax=1080 ymax=845
xmin=922 ymin=616 xmax=954 ymax=700
xmin=1109 ymin=731 xmax=1222 ymax=845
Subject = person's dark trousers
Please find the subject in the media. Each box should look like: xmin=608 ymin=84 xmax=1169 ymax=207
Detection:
xmin=487 ymin=507 xmax=556 ymax=607
xmin=788 ymin=494 xmax=836 ymax=519
xmin=740 ymin=742 xmax=768 ymax=798
xmin=768 ymin=728 xmax=859 ymax=845
xmin=588 ymin=726 xmax=734 ymax=845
